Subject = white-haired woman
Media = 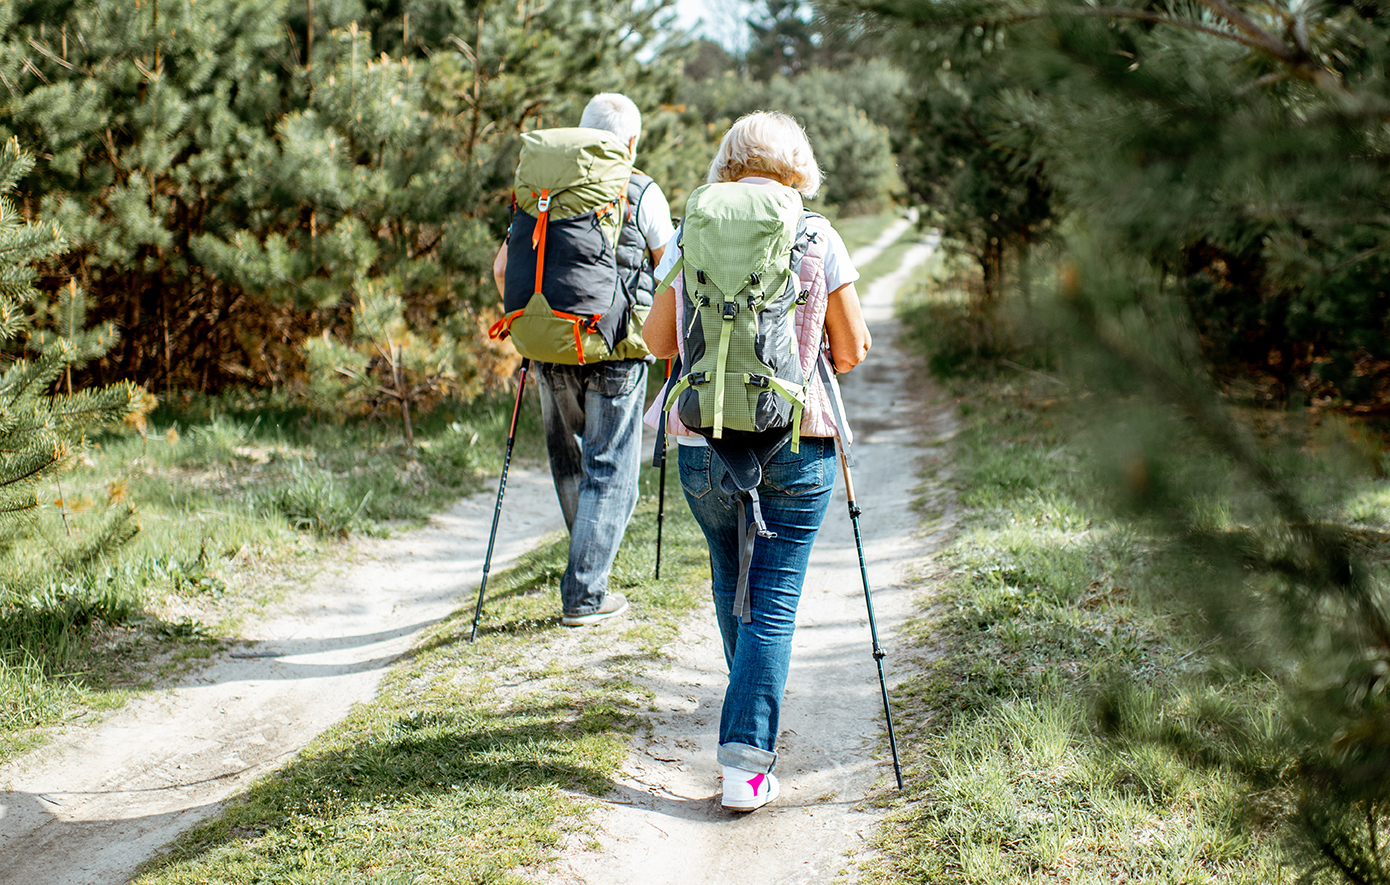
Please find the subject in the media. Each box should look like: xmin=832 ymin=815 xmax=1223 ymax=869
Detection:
xmin=642 ymin=111 xmax=870 ymax=812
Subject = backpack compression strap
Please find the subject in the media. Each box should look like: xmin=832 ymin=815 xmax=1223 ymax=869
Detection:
xmin=651 ymin=238 xmax=806 ymax=448
xmin=487 ymin=304 xmax=602 ymax=364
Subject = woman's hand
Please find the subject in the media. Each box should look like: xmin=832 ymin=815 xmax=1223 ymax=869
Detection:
xmin=824 ymin=281 xmax=871 ymax=372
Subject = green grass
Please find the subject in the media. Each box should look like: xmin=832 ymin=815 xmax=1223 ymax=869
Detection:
xmin=864 ymin=285 xmax=1328 ymax=884
xmin=0 ymin=388 xmax=541 ymax=760
xmin=130 ymin=462 xmax=711 ymax=884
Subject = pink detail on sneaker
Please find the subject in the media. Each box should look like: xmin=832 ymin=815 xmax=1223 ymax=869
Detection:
xmin=748 ymin=773 xmax=766 ymax=796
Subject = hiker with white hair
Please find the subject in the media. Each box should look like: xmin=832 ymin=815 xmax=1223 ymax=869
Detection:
xmin=642 ymin=111 xmax=871 ymax=811
xmin=490 ymin=93 xmax=675 ymax=627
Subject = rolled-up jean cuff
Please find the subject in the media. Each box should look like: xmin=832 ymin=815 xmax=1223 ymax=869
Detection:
xmin=717 ymin=741 xmax=777 ymax=773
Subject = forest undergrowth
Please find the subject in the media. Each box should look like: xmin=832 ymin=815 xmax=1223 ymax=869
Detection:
xmin=863 ymin=268 xmax=1390 ymax=885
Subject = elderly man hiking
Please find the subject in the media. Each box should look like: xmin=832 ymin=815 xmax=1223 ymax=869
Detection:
xmin=489 ymin=93 xmax=675 ymax=626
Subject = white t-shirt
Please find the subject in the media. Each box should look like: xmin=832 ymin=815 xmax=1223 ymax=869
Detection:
xmin=635 ymin=181 xmax=676 ymax=253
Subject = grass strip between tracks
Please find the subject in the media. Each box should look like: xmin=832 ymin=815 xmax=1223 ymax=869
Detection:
xmin=131 ymin=461 xmax=710 ymax=885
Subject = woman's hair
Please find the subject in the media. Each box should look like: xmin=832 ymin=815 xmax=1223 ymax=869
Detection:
xmin=580 ymin=93 xmax=642 ymax=150
xmin=706 ymin=111 xmax=821 ymax=198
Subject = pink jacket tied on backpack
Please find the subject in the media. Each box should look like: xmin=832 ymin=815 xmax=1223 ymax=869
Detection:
xmin=644 ymin=212 xmax=855 ymax=446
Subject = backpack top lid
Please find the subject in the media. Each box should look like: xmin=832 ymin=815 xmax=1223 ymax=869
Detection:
xmin=681 ymin=180 xmax=803 ymax=299
xmin=514 ymin=128 xmax=633 ymax=222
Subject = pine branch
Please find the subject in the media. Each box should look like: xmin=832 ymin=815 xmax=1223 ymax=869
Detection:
xmin=851 ymin=1 xmax=1271 ymax=50
xmin=0 ymin=488 xmax=40 ymax=515
xmin=0 ymin=442 xmax=64 ymax=491
xmin=1073 ymin=292 xmax=1389 ymax=648
xmin=857 ymin=0 xmax=1380 ymax=108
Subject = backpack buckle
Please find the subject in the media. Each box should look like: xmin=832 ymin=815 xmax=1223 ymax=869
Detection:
xmin=537 ymin=193 xmax=552 ymax=212
xmin=747 ymin=374 xmax=771 ymax=389
xmin=722 ymin=302 xmax=738 ymax=320
xmin=749 ymin=271 xmax=760 ymax=286
xmin=690 ymin=371 xmax=710 ymax=385
xmin=696 ymin=269 xmax=707 ymax=284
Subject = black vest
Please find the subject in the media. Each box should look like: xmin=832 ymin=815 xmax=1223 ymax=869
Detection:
xmin=617 ymin=173 xmax=657 ymax=308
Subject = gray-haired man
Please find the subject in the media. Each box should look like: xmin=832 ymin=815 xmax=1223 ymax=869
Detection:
xmin=492 ymin=93 xmax=675 ymax=625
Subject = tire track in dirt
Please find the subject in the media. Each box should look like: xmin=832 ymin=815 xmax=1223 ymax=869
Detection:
xmin=0 ymin=473 xmax=567 ymax=885
xmin=534 ymin=223 xmax=955 ymax=885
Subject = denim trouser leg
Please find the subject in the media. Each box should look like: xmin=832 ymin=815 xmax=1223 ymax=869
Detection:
xmin=678 ymin=437 xmax=836 ymax=774
xmin=535 ymin=360 xmax=648 ymax=616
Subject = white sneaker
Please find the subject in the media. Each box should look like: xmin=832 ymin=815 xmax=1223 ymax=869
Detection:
xmin=721 ymin=765 xmax=780 ymax=811
xmin=560 ymin=593 xmax=629 ymax=627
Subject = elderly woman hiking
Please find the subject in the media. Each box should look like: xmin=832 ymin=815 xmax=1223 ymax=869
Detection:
xmin=642 ymin=111 xmax=871 ymax=812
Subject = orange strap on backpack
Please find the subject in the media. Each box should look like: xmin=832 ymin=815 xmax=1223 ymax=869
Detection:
xmin=532 ymin=189 xmax=551 ymax=296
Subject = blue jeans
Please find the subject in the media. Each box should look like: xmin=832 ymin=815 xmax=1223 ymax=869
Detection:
xmin=678 ymin=436 xmax=836 ymax=773
xmin=535 ymin=359 xmax=648 ymax=616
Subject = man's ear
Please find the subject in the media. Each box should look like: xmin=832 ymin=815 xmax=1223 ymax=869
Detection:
xmin=628 ymin=135 xmax=639 ymax=157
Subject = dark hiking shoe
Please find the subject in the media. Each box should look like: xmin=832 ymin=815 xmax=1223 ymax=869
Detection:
xmin=560 ymin=593 xmax=629 ymax=627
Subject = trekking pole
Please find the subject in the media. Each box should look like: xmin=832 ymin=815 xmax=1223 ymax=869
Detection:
xmin=469 ymin=358 xmax=531 ymax=643
xmin=654 ymin=358 xmax=671 ymax=579
xmin=834 ymin=435 xmax=905 ymax=790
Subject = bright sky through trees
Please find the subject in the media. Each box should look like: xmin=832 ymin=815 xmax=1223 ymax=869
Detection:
xmin=671 ymin=0 xmax=754 ymax=51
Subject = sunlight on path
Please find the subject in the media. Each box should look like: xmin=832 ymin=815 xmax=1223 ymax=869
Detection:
xmin=849 ymin=208 xmax=920 ymax=270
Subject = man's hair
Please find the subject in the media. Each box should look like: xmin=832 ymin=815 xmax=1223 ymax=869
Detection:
xmin=707 ymin=111 xmax=822 ymax=198
xmin=580 ymin=93 xmax=642 ymax=150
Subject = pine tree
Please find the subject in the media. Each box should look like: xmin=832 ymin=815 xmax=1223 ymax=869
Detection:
xmin=862 ymin=0 xmax=1390 ymax=879
xmin=0 ymin=138 xmax=144 ymax=572
xmin=0 ymin=0 xmax=685 ymax=398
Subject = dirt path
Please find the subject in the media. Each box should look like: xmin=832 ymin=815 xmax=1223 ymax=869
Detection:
xmin=535 ymin=224 xmax=954 ymax=884
xmin=0 ymin=476 xmax=568 ymax=884
xmin=0 ymin=217 xmax=950 ymax=885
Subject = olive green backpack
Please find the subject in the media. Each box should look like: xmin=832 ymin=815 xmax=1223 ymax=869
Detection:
xmin=488 ymin=128 xmax=638 ymax=364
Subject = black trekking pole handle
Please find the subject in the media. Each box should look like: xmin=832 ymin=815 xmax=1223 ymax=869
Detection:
xmin=836 ymin=438 xmax=905 ymax=790
xmin=469 ymin=358 xmax=531 ymax=643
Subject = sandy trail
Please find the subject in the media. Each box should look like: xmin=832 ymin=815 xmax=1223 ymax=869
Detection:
xmin=0 ymin=475 xmax=567 ymax=884
xmin=0 ymin=216 xmax=948 ymax=885
xmin=536 ymin=224 xmax=953 ymax=885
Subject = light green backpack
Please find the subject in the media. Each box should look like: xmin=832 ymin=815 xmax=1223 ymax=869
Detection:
xmin=658 ymin=181 xmax=814 ymax=452
xmin=655 ymin=181 xmax=819 ymax=624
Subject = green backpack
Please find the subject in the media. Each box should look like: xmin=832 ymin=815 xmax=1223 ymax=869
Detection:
xmin=659 ymin=181 xmax=814 ymax=458
xmin=655 ymin=181 xmax=818 ymax=623
xmin=489 ymin=128 xmax=635 ymax=364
